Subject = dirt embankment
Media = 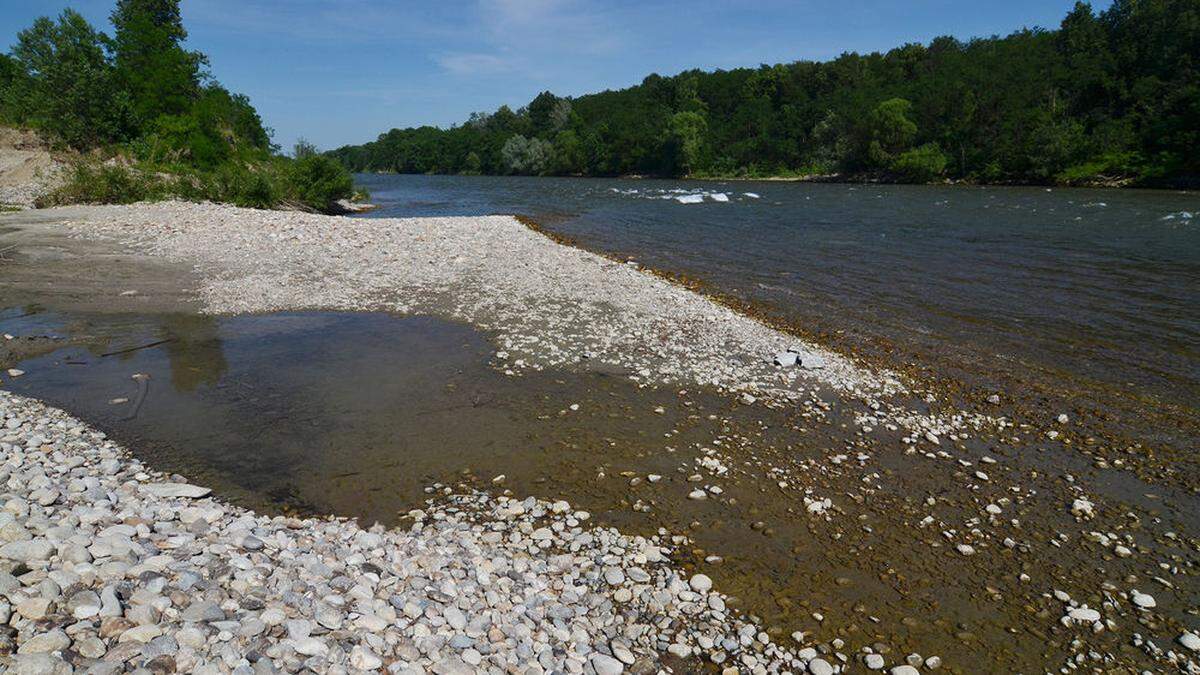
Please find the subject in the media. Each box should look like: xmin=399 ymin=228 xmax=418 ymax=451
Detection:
xmin=0 ymin=126 xmax=66 ymax=209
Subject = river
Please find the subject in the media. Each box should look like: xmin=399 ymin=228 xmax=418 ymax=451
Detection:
xmin=357 ymin=174 xmax=1200 ymax=461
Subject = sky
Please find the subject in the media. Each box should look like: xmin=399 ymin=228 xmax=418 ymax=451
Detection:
xmin=1 ymin=0 xmax=1111 ymax=152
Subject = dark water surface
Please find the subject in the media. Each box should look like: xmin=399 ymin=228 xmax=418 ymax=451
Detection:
xmin=358 ymin=174 xmax=1200 ymax=452
xmin=0 ymin=309 xmax=736 ymax=526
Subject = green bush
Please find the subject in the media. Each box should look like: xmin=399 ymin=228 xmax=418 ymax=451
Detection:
xmin=38 ymin=156 xmax=362 ymax=214
xmin=286 ymin=155 xmax=353 ymax=211
xmin=38 ymin=163 xmax=165 ymax=206
xmin=144 ymin=113 xmax=226 ymax=167
xmin=892 ymin=143 xmax=948 ymax=182
xmin=192 ymin=162 xmax=277 ymax=209
xmin=1056 ymin=151 xmax=1144 ymax=184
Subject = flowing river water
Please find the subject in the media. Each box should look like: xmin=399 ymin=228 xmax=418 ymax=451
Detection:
xmin=357 ymin=175 xmax=1200 ymax=482
xmin=1 ymin=179 xmax=1198 ymax=672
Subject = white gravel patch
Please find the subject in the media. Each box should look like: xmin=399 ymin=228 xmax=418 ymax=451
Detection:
xmin=0 ymin=390 xmax=838 ymax=673
xmin=65 ymin=201 xmax=991 ymax=441
xmin=0 ymin=184 xmax=48 ymax=210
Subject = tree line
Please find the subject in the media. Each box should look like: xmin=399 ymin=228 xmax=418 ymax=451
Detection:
xmin=0 ymin=0 xmax=354 ymax=211
xmin=330 ymin=0 xmax=1198 ymax=186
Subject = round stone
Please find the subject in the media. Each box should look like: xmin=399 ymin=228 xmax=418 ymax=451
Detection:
xmin=590 ymin=653 xmax=624 ymax=675
xmin=1131 ymin=590 xmax=1156 ymax=609
xmin=808 ymin=658 xmax=834 ymax=675
xmin=1179 ymin=632 xmax=1200 ymax=652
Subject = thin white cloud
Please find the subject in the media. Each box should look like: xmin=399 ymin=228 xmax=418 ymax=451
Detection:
xmin=436 ymin=52 xmax=516 ymax=76
xmin=484 ymin=0 xmax=624 ymax=55
xmin=437 ymin=0 xmax=624 ymax=77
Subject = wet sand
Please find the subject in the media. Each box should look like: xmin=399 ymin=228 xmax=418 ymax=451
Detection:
xmin=1 ymin=203 xmax=1198 ymax=673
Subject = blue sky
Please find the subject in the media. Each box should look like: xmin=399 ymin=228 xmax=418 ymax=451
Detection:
xmin=1 ymin=1 xmax=1109 ymax=152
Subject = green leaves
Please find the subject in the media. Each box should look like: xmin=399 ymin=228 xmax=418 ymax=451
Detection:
xmin=892 ymin=144 xmax=948 ymax=182
xmin=865 ymin=98 xmax=918 ymax=168
xmin=110 ymin=0 xmax=206 ymax=123
xmin=9 ymin=10 xmax=131 ymax=149
xmin=2 ymin=1 xmax=267 ymax=163
xmin=286 ymin=155 xmax=354 ymax=211
xmin=663 ymin=111 xmax=708 ymax=176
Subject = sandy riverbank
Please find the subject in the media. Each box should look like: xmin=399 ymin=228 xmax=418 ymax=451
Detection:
xmin=0 ymin=202 xmax=1197 ymax=673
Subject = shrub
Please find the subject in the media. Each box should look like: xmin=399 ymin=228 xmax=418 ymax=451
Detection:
xmin=1056 ymin=151 xmax=1144 ymax=184
xmin=207 ymin=162 xmax=279 ymax=209
xmin=38 ymin=162 xmax=165 ymax=206
xmin=145 ymin=112 xmax=227 ymax=168
xmin=892 ymin=143 xmax=948 ymax=182
xmin=286 ymin=155 xmax=353 ymax=211
xmin=40 ymin=156 xmax=362 ymax=214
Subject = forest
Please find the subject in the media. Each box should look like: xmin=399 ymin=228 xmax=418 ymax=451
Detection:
xmin=330 ymin=1 xmax=1198 ymax=186
xmin=0 ymin=0 xmax=354 ymax=211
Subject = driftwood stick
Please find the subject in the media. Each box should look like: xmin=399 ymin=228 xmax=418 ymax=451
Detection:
xmin=100 ymin=339 xmax=174 ymax=358
xmin=124 ymin=373 xmax=151 ymax=421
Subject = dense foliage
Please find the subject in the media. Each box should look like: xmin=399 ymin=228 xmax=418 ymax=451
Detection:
xmin=0 ymin=1 xmax=355 ymax=211
xmin=331 ymin=0 xmax=1199 ymax=186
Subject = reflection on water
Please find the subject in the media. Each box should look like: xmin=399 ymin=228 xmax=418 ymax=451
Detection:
xmin=162 ymin=314 xmax=227 ymax=391
xmin=0 ymin=309 xmax=725 ymax=525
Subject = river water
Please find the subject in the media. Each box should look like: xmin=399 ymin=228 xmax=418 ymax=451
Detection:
xmin=357 ymin=174 xmax=1200 ymax=455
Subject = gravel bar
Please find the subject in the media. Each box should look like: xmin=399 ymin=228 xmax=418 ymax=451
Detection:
xmin=0 ymin=390 xmax=844 ymax=674
xmin=66 ymin=201 xmax=989 ymax=442
xmin=0 ymin=201 xmax=1075 ymax=674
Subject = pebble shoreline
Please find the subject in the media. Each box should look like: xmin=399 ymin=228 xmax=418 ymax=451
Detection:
xmin=0 ymin=390 xmax=860 ymax=674
xmin=5 ymin=202 xmax=1198 ymax=673
xmin=65 ymin=201 xmax=990 ymax=444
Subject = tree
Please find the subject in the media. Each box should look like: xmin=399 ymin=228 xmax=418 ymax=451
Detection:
xmin=0 ymin=54 xmax=25 ymax=122
xmin=865 ymin=98 xmax=917 ymax=167
xmin=663 ymin=111 xmax=707 ymax=176
xmin=500 ymin=135 xmax=554 ymax=175
xmin=463 ymin=151 xmax=482 ymax=175
xmin=10 ymin=10 xmax=130 ymax=148
xmin=892 ymin=143 xmax=948 ymax=182
xmin=110 ymin=0 xmax=206 ymax=123
xmin=528 ymin=91 xmax=572 ymax=136
xmin=552 ymin=130 xmax=585 ymax=175
xmin=1027 ymin=116 xmax=1085 ymax=179
xmin=293 ymin=138 xmax=318 ymax=159
xmin=810 ymin=110 xmax=849 ymax=172
xmin=1057 ymin=2 xmax=1114 ymax=114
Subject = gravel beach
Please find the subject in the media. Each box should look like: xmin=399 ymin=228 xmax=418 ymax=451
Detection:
xmin=61 ymin=202 xmax=987 ymax=443
xmin=0 ymin=389 xmax=828 ymax=674
xmin=1 ymin=201 xmax=1198 ymax=674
